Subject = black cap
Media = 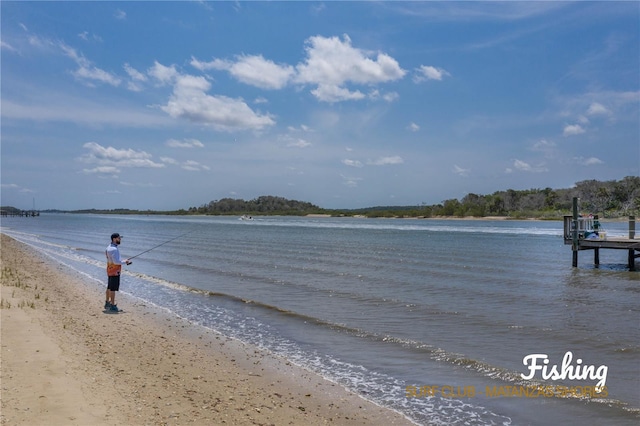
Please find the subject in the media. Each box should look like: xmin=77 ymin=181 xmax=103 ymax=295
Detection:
xmin=111 ymin=233 xmax=121 ymax=240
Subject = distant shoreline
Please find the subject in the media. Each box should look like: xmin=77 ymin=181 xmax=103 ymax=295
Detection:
xmin=10 ymin=210 xmax=632 ymax=223
xmin=306 ymin=214 xmax=632 ymax=222
xmin=307 ymin=214 xmax=546 ymax=221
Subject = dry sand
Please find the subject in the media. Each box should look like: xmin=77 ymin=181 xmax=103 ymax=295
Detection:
xmin=0 ymin=234 xmax=415 ymax=426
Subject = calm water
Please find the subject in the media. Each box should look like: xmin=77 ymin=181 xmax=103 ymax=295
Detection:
xmin=2 ymin=214 xmax=638 ymax=425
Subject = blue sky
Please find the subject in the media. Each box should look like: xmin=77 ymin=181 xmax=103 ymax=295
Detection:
xmin=1 ymin=1 xmax=638 ymax=211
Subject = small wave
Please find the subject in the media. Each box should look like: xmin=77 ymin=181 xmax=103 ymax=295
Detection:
xmin=245 ymin=218 xmax=563 ymax=236
xmin=614 ymin=346 xmax=640 ymax=354
xmin=73 ymin=265 xmax=640 ymax=415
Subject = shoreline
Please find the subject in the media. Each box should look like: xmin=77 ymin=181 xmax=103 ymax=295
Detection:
xmin=0 ymin=234 xmax=414 ymax=425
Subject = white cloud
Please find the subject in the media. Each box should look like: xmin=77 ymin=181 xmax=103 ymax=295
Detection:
xmin=160 ymin=73 xmax=275 ymax=131
xmin=311 ymin=84 xmax=365 ymax=103
xmin=531 ymin=139 xmax=555 ymax=151
xmin=126 ymin=82 xmax=144 ymax=92
xmin=311 ymin=3 xmax=326 ymax=14
xmin=287 ymin=139 xmax=312 ymax=148
xmin=58 ymin=42 xmax=121 ymax=87
xmin=369 ymin=89 xmax=399 ymax=102
xmin=115 ymin=9 xmax=126 ymax=20
xmin=453 ymin=164 xmax=470 ymax=177
xmin=148 ymin=61 xmax=179 ymax=85
xmin=316 ymin=84 xmax=367 ymax=102
xmin=407 ymin=122 xmax=420 ymax=132
xmin=574 ymin=156 xmax=604 ymax=166
xmin=6 ymin=33 xmax=117 ymax=88
xmin=531 ymin=139 xmax=556 ymax=158
xmin=79 ymin=142 xmax=165 ymax=173
xmin=286 ymin=124 xmax=312 ymax=133
xmin=586 ymin=102 xmax=610 ymax=116
xmin=78 ymin=31 xmax=102 ymax=43
xmin=181 ymin=160 xmax=210 ymax=171
xmin=340 ymin=174 xmax=362 ymax=187
xmin=382 ymin=91 xmax=400 ymax=102
xmin=192 ymin=54 xmax=294 ymax=90
xmin=367 ymin=156 xmax=404 ymax=166
xmin=124 ymin=63 xmax=147 ymax=82
xmin=514 ymin=159 xmax=532 ymax=171
xmin=165 ymin=138 xmax=205 ymax=148
xmin=190 ymin=57 xmax=227 ymax=71
xmin=189 ymin=35 xmax=407 ymax=103
xmin=73 ymin=65 xmax=121 ymax=87
xmin=82 ymin=166 xmax=120 ymax=175
xmin=393 ymin=2 xmax=568 ymax=22
xmin=160 ymin=157 xmax=179 ymax=165
xmin=414 ymin=65 xmax=450 ymax=82
xmin=512 ymin=159 xmax=547 ymax=173
xmin=1 ymin=40 xmax=17 ymax=52
xmin=342 ymin=159 xmax=364 ymax=168
xmin=1 ymin=95 xmax=168 ymax=127
xmin=1 ymin=183 xmax=33 ymax=193
xmin=563 ymin=124 xmax=585 ymax=136
xmin=156 ymin=156 xmax=209 ymax=171
xmin=295 ymin=34 xmax=406 ymax=102
xmin=556 ymin=90 xmax=637 ymax=126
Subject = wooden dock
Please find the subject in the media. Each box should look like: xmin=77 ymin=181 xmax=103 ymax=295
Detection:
xmin=0 ymin=210 xmax=40 ymax=217
xmin=564 ymin=198 xmax=639 ymax=270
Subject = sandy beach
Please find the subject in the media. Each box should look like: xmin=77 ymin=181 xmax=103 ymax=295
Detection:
xmin=0 ymin=234 xmax=413 ymax=426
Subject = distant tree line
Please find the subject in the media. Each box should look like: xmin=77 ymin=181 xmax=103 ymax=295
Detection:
xmin=186 ymin=176 xmax=638 ymax=219
xmin=352 ymin=176 xmax=640 ymax=219
xmin=0 ymin=206 xmax=23 ymax=215
xmin=7 ymin=176 xmax=637 ymax=219
xmin=188 ymin=195 xmax=324 ymax=216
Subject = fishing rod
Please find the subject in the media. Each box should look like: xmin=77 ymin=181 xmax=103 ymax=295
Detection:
xmin=127 ymin=232 xmax=191 ymax=261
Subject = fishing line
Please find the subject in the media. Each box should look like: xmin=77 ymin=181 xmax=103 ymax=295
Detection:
xmin=127 ymin=231 xmax=191 ymax=261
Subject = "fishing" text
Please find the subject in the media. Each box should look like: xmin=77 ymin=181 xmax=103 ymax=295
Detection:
xmin=521 ymin=351 xmax=607 ymax=391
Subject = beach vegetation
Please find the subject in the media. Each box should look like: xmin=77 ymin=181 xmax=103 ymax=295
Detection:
xmin=1 ymin=266 xmax=26 ymax=289
xmin=18 ymin=300 xmax=36 ymax=309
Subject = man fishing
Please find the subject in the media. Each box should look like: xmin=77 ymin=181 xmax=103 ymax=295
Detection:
xmin=105 ymin=233 xmax=131 ymax=312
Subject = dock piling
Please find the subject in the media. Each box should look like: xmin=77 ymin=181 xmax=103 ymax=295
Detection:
xmin=571 ymin=198 xmax=579 ymax=267
xmin=630 ymin=216 xmax=636 ymax=271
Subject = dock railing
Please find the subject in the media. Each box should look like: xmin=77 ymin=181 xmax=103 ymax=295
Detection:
xmin=563 ymin=215 xmax=597 ymax=241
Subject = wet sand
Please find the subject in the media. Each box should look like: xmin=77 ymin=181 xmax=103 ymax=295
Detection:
xmin=0 ymin=234 xmax=414 ymax=425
